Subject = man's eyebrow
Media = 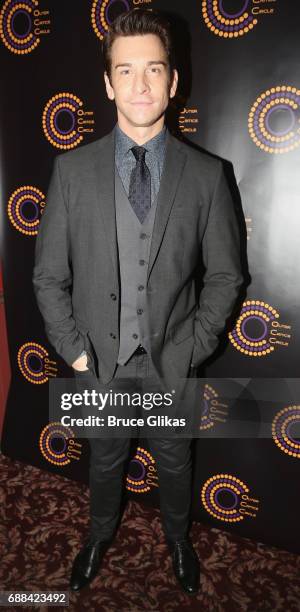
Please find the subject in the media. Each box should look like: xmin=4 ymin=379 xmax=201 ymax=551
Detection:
xmin=114 ymin=61 xmax=167 ymax=69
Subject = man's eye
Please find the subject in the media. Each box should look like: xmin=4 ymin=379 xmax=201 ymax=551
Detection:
xmin=118 ymin=67 xmax=161 ymax=75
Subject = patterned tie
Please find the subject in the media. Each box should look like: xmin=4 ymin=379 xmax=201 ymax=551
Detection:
xmin=128 ymin=145 xmax=151 ymax=223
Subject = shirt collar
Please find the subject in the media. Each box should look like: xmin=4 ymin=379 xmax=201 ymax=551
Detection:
xmin=114 ymin=122 xmax=167 ymax=160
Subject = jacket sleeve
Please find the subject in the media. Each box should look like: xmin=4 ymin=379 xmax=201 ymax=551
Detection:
xmin=32 ymin=156 xmax=85 ymax=367
xmin=191 ymin=162 xmax=243 ymax=367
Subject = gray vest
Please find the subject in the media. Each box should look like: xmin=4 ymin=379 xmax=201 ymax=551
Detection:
xmin=115 ymin=167 xmax=158 ymax=365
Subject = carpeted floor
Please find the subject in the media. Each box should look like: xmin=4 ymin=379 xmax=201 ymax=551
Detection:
xmin=0 ymin=452 xmax=299 ymax=612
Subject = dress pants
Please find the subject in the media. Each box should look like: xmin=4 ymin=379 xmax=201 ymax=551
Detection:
xmin=74 ymin=352 xmax=193 ymax=543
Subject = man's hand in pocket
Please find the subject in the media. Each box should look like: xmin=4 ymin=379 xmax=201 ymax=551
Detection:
xmin=72 ymin=352 xmax=89 ymax=372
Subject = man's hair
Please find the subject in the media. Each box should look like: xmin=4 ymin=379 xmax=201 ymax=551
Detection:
xmin=102 ymin=8 xmax=175 ymax=83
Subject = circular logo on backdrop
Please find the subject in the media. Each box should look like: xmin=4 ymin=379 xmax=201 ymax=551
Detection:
xmin=202 ymin=0 xmax=257 ymax=37
xmin=91 ymin=0 xmax=130 ymax=40
xmin=18 ymin=342 xmax=57 ymax=383
xmin=272 ymin=406 xmax=300 ymax=459
xmin=201 ymin=0 xmax=276 ymax=37
xmin=42 ymin=93 xmax=95 ymax=150
xmin=201 ymin=473 xmax=259 ymax=521
xmin=39 ymin=423 xmax=82 ymax=466
xmin=126 ymin=446 xmax=157 ymax=493
xmin=7 ymin=185 xmax=45 ymax=235
xmin=248 ymin=86 xmax=300 ymax=154
xmin=200 ymin=383 xmax=229 ymax=431
xmin=229 ymin=300 xmax=291 ymax=357
xmin=0 ymin=0 xmax=50 ymax=54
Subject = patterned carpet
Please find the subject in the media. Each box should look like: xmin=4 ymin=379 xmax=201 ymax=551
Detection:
xmin=0 ymin=452 xmax=300 ymax=612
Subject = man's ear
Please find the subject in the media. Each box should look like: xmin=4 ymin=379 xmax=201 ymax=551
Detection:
xmin=104 ymin=71 xmax=115 ymax=101
xmin=169 ymin=68 xmax=178 ymax=99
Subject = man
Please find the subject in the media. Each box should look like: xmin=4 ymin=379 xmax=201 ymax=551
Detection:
xmin=33 ymin=8 xmax=243 ymax=595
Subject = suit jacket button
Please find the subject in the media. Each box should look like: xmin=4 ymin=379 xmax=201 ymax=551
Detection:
xmin=110 ymin=333 xmax=116 ymax=339
xmin=110 ymin=293 xmax=117 ymax=300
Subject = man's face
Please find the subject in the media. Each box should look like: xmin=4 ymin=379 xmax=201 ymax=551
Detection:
xmin=104 ymin=33 xmax=178 ymax=130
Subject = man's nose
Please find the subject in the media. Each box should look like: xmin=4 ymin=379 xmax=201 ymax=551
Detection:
xmin=133 ymin=73 xmax=150 ymax=94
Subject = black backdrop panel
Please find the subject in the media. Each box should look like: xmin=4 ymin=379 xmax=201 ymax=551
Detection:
xmin=1 ymin=0 xmax=299 ymax=554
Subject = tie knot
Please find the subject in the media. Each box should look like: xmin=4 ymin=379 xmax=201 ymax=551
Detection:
xmin=131 ymin=145 xmax=147 ymax=162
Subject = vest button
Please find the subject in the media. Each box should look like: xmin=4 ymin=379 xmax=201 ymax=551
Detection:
xmin=132 ymin=333 xmax=138 ymax=339
xmin=140 ymin=233 xmax=148 ymax=239
xmin=138 ymin=285 xmax=144 ymax=291
xmin=110 ymin=293 xmax=117 ymax=300
xmin=139 ymin=259 xmax=145 ymax=266
xmin=110 ymin=333 xmax=116 ymax=339
xmin=137 ymin=308 xmax=143 ymax=315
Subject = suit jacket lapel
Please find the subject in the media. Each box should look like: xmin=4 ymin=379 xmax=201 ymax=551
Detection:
xmin=92 ymin=128 xmax=119 ymax=280
xmin=147 ymin=129 xmax=187 ymax=281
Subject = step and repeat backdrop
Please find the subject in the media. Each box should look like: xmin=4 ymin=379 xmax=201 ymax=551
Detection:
xmin=1 ymin=0 xmax=299 ymax=554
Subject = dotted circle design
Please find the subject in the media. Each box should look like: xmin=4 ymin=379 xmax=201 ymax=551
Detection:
xmin=200 ymin=384 xmax=219 ymax=430
xmin=39 ymin=423 xmax=75 ymax=465
xmin=18 ymin=342 xmax=49 ymax=384
xmin=7 ymin=185 xmax=45 ymax=235
xmin=272 ymin=406 xmax=300 ymax=458
xmin=42 ymin=92 xmax=84 ymax=149
xmin=202 ymin=0 xmax=258 ymax=38
xmin=91 ymin=0 xmax=130 ymax=41
xmin=229 ymin=300 xmax=279 ymax=356
xmin=0 ymin=0 xmax=40 ymax=54
xmin=249 ymin=86 xmax=300 ymax=153
xmin=201 ymin=473 xmax=249 ymax=521
xmin=126 ymin=446 xmax=156 ymax=493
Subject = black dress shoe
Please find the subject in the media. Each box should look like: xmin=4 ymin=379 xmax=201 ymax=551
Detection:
xmin=167 ymin=538 xmax=200 ymax=594
xmin=70 ymin=537 xmax=113 ymax=591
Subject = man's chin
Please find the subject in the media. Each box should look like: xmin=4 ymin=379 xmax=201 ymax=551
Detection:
xmin=122 ymin=115 xmax=162 ymax=129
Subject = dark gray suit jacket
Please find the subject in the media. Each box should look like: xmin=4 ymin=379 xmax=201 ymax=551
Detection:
xmin=33 ymin=126 xmax=243 ymax=385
